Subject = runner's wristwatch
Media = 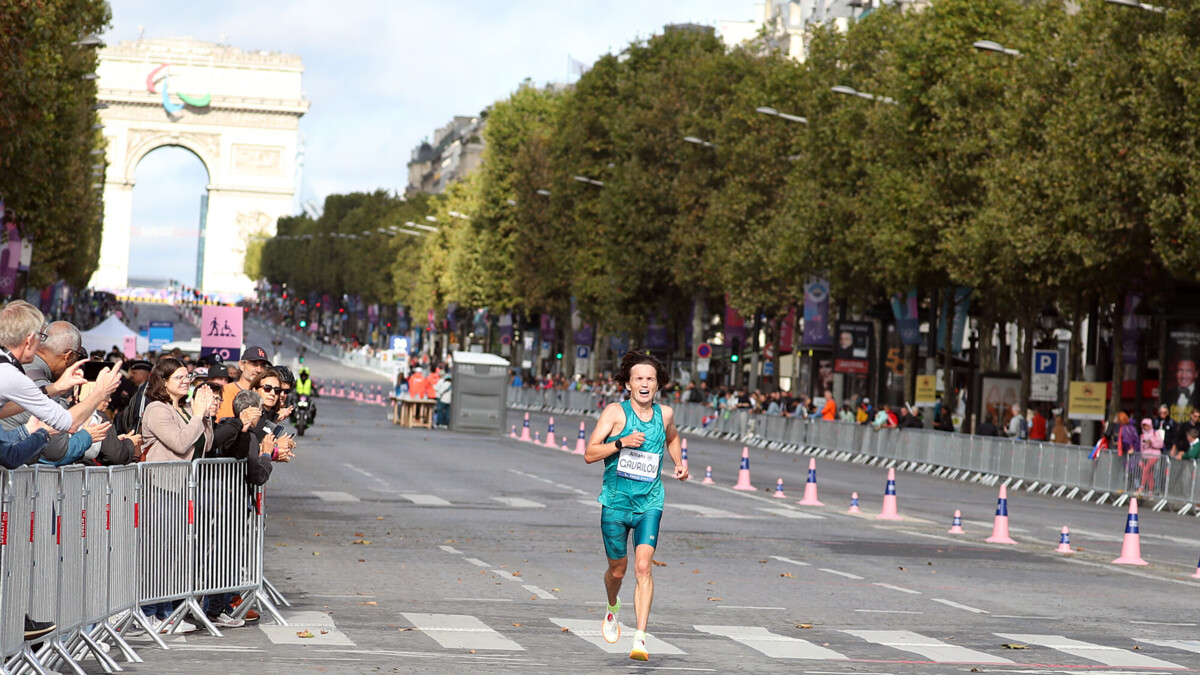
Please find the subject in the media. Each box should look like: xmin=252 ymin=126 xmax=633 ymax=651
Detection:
xmin=614 ymin=438 xmax=623 ymax=450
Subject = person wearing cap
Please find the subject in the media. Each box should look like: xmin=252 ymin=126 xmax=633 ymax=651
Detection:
xmin=217 ymin=346 xmax=271 ymax=420
xmin=433 ymin=371 xmax=452 ymax=427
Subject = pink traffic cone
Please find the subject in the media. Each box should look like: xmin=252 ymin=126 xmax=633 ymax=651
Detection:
xmin=847 ymin=492 xmax=860 ymax=513
xmin=702 ymin=466 xmax=714 ymax=485
xmin=796 ymin=458 xmax=824 ymax=506
xmin=561 ymin=439 xmax=570 ymax=452
xmin=681 ymin=439 xmax=689 ymax=472
xmin=574 ymin=422 xmax=587 ymax=455
xmin=773 ymin=478 xmax=787 ymax=499
xmin=1112 ymin=498 xmax=1148 ymax=565
xmin=510 ymin=425 xmax=517 ymax=438
xmin=1056 ymin=526 xmax=1073 ymax=554
xmin=948 ymin=510 xmax=965 ymax=534
xmin=985 ymin=485 xmax=1017 ymax=544
xmin=732 ymin=447 xmax=756 ymax=491
xmin=545 ymin=417 xmax=557 ymax=447
xmin=876 ymin=468 xmax=902 ymax=520
xmin=534 ymin=431 xmax=541 ymax=444
xmin=519 ymin=413 xmax=531 ymax=441
xmin=1190 ymin=556 xmax=1200 ymax=579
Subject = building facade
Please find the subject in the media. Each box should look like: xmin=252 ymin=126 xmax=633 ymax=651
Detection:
xmin=406 ymin=115 xmax=486 ymax=195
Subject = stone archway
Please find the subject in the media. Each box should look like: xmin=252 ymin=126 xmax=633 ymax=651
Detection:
xmin=92 ymin=37 xmax=309 ymax=296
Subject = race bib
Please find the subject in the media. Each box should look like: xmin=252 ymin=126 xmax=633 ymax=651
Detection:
xmin=616 ymin=447 xmax=661 ymax=482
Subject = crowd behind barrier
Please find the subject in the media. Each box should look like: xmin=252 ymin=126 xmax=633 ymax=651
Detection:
xmin=508 ymin=388 xmax=1200 ymax=511
xmin=0 ymin=459 xmax=284 ymax=674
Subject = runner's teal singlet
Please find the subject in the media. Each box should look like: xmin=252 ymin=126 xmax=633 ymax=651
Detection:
xmin=598 ymin=400 xmax=666 ymax=513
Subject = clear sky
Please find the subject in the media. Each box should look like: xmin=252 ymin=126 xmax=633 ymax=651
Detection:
xmin=106 ymin=0 xmax=752 ymax=284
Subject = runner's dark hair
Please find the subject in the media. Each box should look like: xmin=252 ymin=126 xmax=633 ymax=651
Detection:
xmin=616 ymin=351 xmax=669 ymax=391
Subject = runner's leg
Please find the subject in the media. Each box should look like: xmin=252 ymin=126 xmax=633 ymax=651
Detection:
xmin=632 ymin=543 xmax=655 ymax=632
xmin=605 ymin=555 xmax=627 ymax=606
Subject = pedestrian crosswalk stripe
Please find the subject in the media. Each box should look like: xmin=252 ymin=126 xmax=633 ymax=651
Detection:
xmin=843 ymin=630 xmax=1013 ymax=664
xmin=672 ymin=504 xmax=747 ymax=518
xmin=758 ymin=507 xmax=824 ymax=519
xmin=693 ymin=625 xmax=846 ymax=660
xmin=1136 ymin=638 xmax=1200 ymax=654
xmin=402 ymin=494 xmax=452 ymax=506
xmin=551 ymin=618 xmax=685 ymax=655
xmin=997 ymin=633 xmax=1182 ymax=668
xmin=312 ymin=491 xmax=359 ymax=502
xmin=492 ymin=497 xmax=546 ymax=508
xmin=400 ymin=613 xmax=524 ymax=651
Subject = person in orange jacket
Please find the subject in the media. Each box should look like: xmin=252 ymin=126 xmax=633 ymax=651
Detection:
xmin=820 ymin=389 xmax=836 ymax=421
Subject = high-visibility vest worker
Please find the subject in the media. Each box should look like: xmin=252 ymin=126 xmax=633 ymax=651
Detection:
xmin=407 ymin=370 xmax=427 ymax=399
xmin=295 ymin=375 xmax=314 ymax=396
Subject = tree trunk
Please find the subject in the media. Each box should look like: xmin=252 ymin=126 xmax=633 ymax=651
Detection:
xmin=942 ymin=290 xmax=956 ymax=411
xmin=979 ymin=308 xmax=995 ymax=372
xmin=691 ymin=291 xmax=706 ymax=383
xmin=1109 ymin=300 xmax=1125 ymax=420
xmin=1069 ymin=295 xmax=1085 ymax=385
xmin=1018 ymin=312 xmax=1034 ymax=416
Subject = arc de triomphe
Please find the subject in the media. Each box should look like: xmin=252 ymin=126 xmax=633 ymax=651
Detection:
xmin=92 ymin=37 xmax=309 ymax=296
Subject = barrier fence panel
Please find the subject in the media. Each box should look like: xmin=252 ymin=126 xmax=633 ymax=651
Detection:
xmin=193 ymin=459 xmax=259 ymax=606
xmin=1 ymin=470 xmax=44 ymax=673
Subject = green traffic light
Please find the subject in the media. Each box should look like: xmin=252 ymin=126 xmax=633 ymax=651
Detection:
xmin=731 ymin=354 xmax=739 ymax=362
xmin=556 ymin=353 xmax=563 ymax=360
xmin=300 ymin=320 xmax=307 ymax=327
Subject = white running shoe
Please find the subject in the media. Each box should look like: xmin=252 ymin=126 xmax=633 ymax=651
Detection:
xmin=160 ymin=618 xmax=197 ymax=634
xmin=601 ymin=602 xmax=621 ymax=644
xmin=211 ymin=612 xmax=245 ymax=628
xmin=630 ymin=636 xmax=648 ymax=661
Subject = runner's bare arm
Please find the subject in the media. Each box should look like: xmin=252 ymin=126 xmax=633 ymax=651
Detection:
xmin=585 ymin=402 xmax=626 ymax=464
xmin=662 ymin=406 xmax=688 ymax=481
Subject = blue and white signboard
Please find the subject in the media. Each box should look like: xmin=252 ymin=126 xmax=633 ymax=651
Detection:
xmin=576 ymin=346 xmax=590 ymax=359
xmin=389 ymin=335 xmax=410 ymax=354
xmin=1031 ymin=349 xmax=1059 ymax=402
xmin=148 ymin=321 xmax=174 ymax=352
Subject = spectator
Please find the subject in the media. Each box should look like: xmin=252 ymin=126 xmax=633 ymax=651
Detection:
xmin=1152 ymin=404 xmax=1176 ymax=456
xmin=434 ymin=372 xmax=452 ymax=427
xmin=838 ymin=403 xmax=855 ymax=423
xmin=976 ymin=412 xmax=999 ymax=437
xmin=1181 ymin=427 xmax=1200 ymax=461
xmin=1117 ymin=412 xmax=1140 ymax=456
xmin=216 ymin=346 xmax=271 ymax=420
xmin=820 ymin=390 xmax=836 ymax=420
xmin=1028 ymin=407 xmax=1047 ymax=441
xmin=1005 ymin=404 xmax=1027 ymax=440
xmin=934 ymin=407 xmax=954 ymax=432
xmin=1139 ymin=417 xmax=1163 ymax=493
xmin=407 ymin=367 xmax=427 ymax=399
xmin=0 ymin=301 xmax=122 ymax=432
xmin=873 ymin=404 xmax=896 ymax=430
xmin=1174 ymin=409 xmax=1200 ymax=458
xmin=1050 ymin=416 xmax=1070 ymax=444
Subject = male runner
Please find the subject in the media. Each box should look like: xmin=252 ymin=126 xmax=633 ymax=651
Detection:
xmin=585 ymin=351 xmax=688 ymax=661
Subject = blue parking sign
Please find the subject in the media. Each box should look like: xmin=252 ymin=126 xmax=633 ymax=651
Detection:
xmin=1034 ymin=350 xmax=1058 ymax=375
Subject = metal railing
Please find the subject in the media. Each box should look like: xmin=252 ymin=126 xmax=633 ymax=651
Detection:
xmin=508 ymin=389 xmax=1200 ymax=509
xmin=0 ymin=460 xmax=286 ymax=674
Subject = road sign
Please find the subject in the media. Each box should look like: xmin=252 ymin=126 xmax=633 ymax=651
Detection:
xmin=201 ymin=306 xmax=242 ymax=362
xmin=697 ymin=343 xmax=712 ymax=359
xmin=763 ymin=343 xmax=775 ymax=360
xmin=576 ymin=346 xmax=590 ymax=359
xmin=915 ymin=375 xmax=937 ymax=405
xmin=1069 ymin=381 xmax=1106 ymax=420
xmin=763 ymin=361 xmax=775 ymax=376
xmin=1031 ymin=349 xmax=1059 ymax=402
xmin=697 ymin=357 xmax=710 ymax=373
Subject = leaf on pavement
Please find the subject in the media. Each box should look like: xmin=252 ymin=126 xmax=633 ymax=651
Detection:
xmin=758 ymin=560 xmax=768 ymax=564
xmin=796 ymin=623 xmax=812 ymax=629
xmin=355 ymin=532 xmax=365 ymax=537
xmin=296 ymin=630 xmax=314 ymax=638
xmin=692 ymin=569 xmax=700 ymax=573
xmin=312 ymin=552 xmax=320 ymax=556
xmin=707 ymin=597 xmax=722 ymax=601
xmin=320 ymin=630 xmax=329 ymax=635
xmin=651 ymin=559 xmax=667 ymax=567
xmin=565 ymin=549 xmax=573 ymax=553
xmin=352 ymin=539 xmax=372 ymax=545
xmin=561 ymin=627 xmax=570 ymax=632
xmin=512 ymin=622 xmax=522 ymax=627
xmin=397 ymin=627 xmax=418 ymax=632
xmin=898 ymin=566 xmax=905 ymax=571
xmin=1001 ymin=643 xmax=1028 ymax=650
xmin=781 ymin=572 xmax=794 ymax=578
xmin=361 ymin=601 xmax=377 ymax=606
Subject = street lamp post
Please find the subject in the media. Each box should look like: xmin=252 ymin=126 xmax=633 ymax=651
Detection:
xmin=972 ymin=40 xmax=1023 ymax=57
xmin=831 ymin=85 xmax=898 ymax=105
xmin=1104 ymin=0 xmax=1169 ymax=13
xmin=755 ymin=106 xmax=809 ymax=125
xmin=572 ymin=175 xmax=604 ymax=187
xmin=682 ymin=135 xmax=717 ymax=148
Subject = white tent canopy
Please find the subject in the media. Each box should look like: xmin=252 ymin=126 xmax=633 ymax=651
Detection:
xmin=80 ymin=315 xmax=149 ymax=355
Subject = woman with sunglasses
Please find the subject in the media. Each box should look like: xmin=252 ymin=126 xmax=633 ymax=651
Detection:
xmin=251 ymin=369 xmax=297 ymax=454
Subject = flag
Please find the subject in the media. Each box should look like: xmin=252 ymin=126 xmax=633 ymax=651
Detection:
xmin=1089 ymin=436 xmax=1108 ymax=461
xmin=569 ymin=56 xmax=590 ymax=77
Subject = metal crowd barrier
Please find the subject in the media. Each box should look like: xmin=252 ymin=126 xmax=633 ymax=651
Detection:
xmin=508 ymin=391 xmax=1200 ymax=508
xmin=0 ymin=460 xmax=285 ymax=674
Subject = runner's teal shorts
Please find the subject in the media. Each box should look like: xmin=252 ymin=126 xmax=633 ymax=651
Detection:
xmin=600 ymin=506 xmax=662 ymax=560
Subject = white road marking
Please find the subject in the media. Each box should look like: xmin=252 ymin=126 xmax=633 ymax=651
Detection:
xmin=818 ymin=568 xmax=864 ymax=580
xmin=1137 ymin=638 xmax=1200 ymax=653
xmin=401 ymin=613 xmax=524 ymax=651
xmin=997 ymin=633 xmax=1182 ymax=668
xmin=991 ymin=615 xmax=1058 ymax=620
xmin=522 ymin=584 xmax=556 ymax=599
xmin=260 ymin=611 xmax=355 ymax=646
xmin=491 ymin=570 xmax=523 ymax=582
xmin=872 ymin=583 xmax=920 ymax=595
xmin=463 ymin=558 xmax=491 ymax=567
xmin=672 ymin=504 xmax=747 ymax=518
xmin=758 ymin=507 xmax=824 ymax=520
xmin=551 ymin=618 xmax=684 ymax=655
xmin=844 ymin=630 xmax=1012 ymax=664
xmin=693 ymin=625 xmax=846 ymax=660
xmin=716 ymin=605 xmax=787 ymax=610
xmin=855 ymin=609 xmax=922 ymax=614
xmin=1048 ymin=526 xmax=1122 ymax=543
xmin=312 ymin=491 xmax=359 ymax=502
xmin=1131 ymin=621 xmax=1197 ymax=627
xmin=578 ymin=499 xmax=601 ymax=508
xmin=439 ymin=545 xmax=462 ymax=554
xmin=492 ymin=497 xmax=546 ymax=508
xmin=443 ymin=598 xmax=513 ymax=603
xmin=402 ymin=494 xmax=452 ymax=506
xmin=770 ymin=555 xmax=810 ymax=567
xmin=931 ymin=598 xmax=988 ymax=614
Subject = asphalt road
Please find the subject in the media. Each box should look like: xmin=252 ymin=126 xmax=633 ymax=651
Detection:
xmin=95 ymin=304 xmax=1200 ymax=674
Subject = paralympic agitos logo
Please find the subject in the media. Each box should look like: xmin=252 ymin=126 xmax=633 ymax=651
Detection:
xmin=146 ymin=64 xmax=211 ymax=116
